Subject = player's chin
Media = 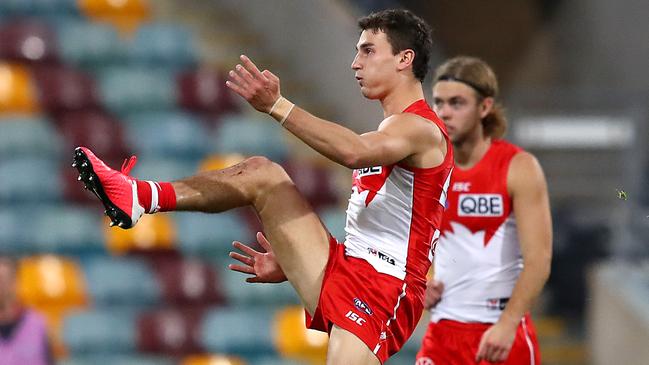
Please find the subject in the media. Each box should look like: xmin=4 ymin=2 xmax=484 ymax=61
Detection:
xmin=359 ymin=87 xmax=379 ymax=100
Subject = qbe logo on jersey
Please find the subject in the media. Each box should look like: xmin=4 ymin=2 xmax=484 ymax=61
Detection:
xmin=458 ymin=194 xmax=503 ymax=217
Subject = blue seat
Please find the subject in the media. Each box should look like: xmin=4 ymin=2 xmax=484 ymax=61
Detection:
xmin=129 ymin=23 xmax=196 ymax=68
xmin=129 ymin=157 xmax=198 ymax=183
xmin=0 ymin=208 xmax=30 ymax=254
xmin=82 ymin=258 xmax=161 ymax=306
xmin=200 ymin=307 xmax=276 ymax=356
xmin=122 ymin=111 xmax=210 ymax=160
xmin=0 ymin=0 xmax=78 ymax=17
xmin=318 ymin=207 xmax=347 ymax=242
xmin=175 ymin=212 xmax=252 ymax=256
xmin=55 ymin=20 xmax=125 ymax=67
xmin=61 ymin=355 xmax=174 ymax=365
xmin=0 ymin=158 xmax=62 ymax=204
xmin=29 ymin=205 xmax=104 ymax=254
xmin=215 ymin=259 xmax=298 ymax=306
xmin=63 ymin=309 xmax=137 ymax=354
xmin=0 ymin=116 xmax=63 ymax=159
xmin=213 ymin=115 xmax=289 ymax=162
xmin=97 ymin=67 xmax=177 ymax=114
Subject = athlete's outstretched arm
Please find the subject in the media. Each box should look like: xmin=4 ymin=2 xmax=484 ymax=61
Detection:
xmin=225 ymin=55 xmax=435 ymax=169
xmin=229 ymin=231 xmax=286 ymax=283
xmin=476 ymin=152 xmax=552 ymax=363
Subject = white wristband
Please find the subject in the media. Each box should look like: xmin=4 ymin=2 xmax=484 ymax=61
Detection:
xmin=268 ymin=96 xmax=295 ymax=126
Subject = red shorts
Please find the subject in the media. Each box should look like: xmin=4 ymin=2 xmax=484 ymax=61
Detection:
xmin=415 ymin=314 xmax=540 ymax=365
xmin=306 ymin=236 xmax=425 ymax=364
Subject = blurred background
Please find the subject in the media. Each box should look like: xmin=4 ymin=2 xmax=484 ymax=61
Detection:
xmin=0 ymin=0 xmax=647 ymax=364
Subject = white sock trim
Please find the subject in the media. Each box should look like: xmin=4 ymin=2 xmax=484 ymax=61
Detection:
xmin=146 ymin=180 xmax=159 ymax=213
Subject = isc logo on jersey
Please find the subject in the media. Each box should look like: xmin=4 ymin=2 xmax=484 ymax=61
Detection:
xmin=458 ymin=194 xmax=503 ymax=217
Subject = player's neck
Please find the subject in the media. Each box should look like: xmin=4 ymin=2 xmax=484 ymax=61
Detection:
xmin=379 ymin=80 xmax=424 ymax=117
xmin=454 ymin=134 xmax=492 ymax=170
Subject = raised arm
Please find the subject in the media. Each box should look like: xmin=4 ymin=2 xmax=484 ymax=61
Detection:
xmin=476 ymin=151 xmax=552 ymax=363
xmin=225 ymin=55 xmax=434 ymax=169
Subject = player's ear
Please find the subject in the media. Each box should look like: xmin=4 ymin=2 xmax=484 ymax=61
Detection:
xmin=397 ymin=49 xmax=415 ymax=71
xmin=479 ymin=97 xmax=494 ymax=119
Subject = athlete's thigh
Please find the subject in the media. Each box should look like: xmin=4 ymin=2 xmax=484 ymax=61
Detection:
xmin=255 ymin=177 xmax=331 ymax=315
xmin=326 ymin=324 xmax=381 ymax=365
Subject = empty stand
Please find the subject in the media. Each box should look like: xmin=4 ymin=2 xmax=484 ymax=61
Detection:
xmin=55 ymin=20 xmax=125 ymax=67
xmin=32 ymin=66 xmax=99 ymax=112
xmin=129 ymin=23 xmax=196 ymax=68
xmin=175 ymin=212 xmax=252 ymax=257
xmin=137 ymin=308 xmax=204 ymax=355
xmin=0 ymin=115 xmax=62 ymax=158
xmin=212 ymin=115 xmax=289 ymax=162
xmin=105 ymin=214 xmax=177 ymax=255
xmin=96 ymin=67 xmax=177 ymax=114
xmin=178 ymin=67 xmax=238 ymax=115
xmin=82 ymin=257 xmax=161 ymax=306
xmin=273 ymin=306 xmax=328 ymax=362
xmin=151 ymin=257 xmax=225 ymax=307
xmin=181 ymin=354 xmax=247 ymax=365
xmin=0 ymin=63 xmax=39 ymax=112
xmin=200 ymin=307 xmax=276 ymax=356
xmin=63 ymin=309 xmax=137 ymax=354
xmin=0 ymin=20 xmax=59 ymax=63
xmin=78 ymin=0 xmax=150 ymax=33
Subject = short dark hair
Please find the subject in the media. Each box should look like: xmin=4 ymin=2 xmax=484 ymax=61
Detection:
xmin=358 ymin=9 xmax=433 ymax=82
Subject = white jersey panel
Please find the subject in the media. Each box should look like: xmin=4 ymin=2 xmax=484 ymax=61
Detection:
xmin=432 ymin=216 xmax=523 ymax=323
xmin=344 ymin=166 xmax=414 ymax=280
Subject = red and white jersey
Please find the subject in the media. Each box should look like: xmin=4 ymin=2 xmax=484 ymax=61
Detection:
xmin=432 ymin=140 xmax=524 ymax=323
xmin=343 ymin=99 xmax=453 ymax=287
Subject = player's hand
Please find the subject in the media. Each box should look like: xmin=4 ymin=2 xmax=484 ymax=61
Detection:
xmin=228 ymin=231 xmax=287 ymax=283
xmin=423 ymin=279 xmax=444 ymax=310
xmin=475 ymin=320 xmax=517 ymax=363
xmin=225 ymin=54 xmax=281 ymax=114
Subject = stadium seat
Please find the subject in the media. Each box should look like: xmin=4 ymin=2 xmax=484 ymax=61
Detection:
xmin=25 ymin=206 xmax=104 ymax=254
xmin=17 ymin=255 xmax=88 ymax=311
xmin=283 ymin=160 xmax=339 ymax=210
xmin=32 ymin=66 xmax=99 ymax=112
xmin=77 ymin=0 xmax=150 ymax=33
xmin=216 ymin=261 xmax=298 ymax=307
xmin=62 ymin=309 xmax=137 ymax=354
xmin=0 ymin=209 xmax=28 ymax=254
xmin=121 ymin=111 xmax=210 ymax=160
xmin=82 ymin=257 xmax=161 ymax=306
xmin=137 ymin=308 xmax=204 ymax=355
xmin=177 ymin=68 xmax=237 ymax=115
xmin=273 ymin=306 xmax=328 ymax=362
xmin=55 ymin=20 xmax=125 ymax=67
xmin=128 ymin=157 xmax=198 ymax=183
xmin=0 ymin=63 xmax=39 ymax=113
xmin=0 ymin=158 xmax=63 ymax=204
xmin=318 ymin=206 xmax=347 ymax=242
xmin=0 ymin=115 xmax=63 ymax=158
xmin=0 ymin=0 xmax=78 ymax=17
xmin=0 ymin=20 xmax=58 ymax=63
xmin=105 ymin=214 xmax=177 ymax=255
xmin=97 ymin=67 xmax=177 ymax=114
xmin=212 ymin=115 xmax=289 ymax=162
xmin=175 ymin=211 xmax=252 ymax=257
xmin=129 ymin=23 xmax=196 ymax=68
xmin=181 ymin=354 xmax=246 ymax=365
xmin=61 ymin=355 xmax=174 ymax=365
xmin=198 ymin=153 xmax=246 ymax=172
xmin=151 ymin=257 xmax=225 ymax=306
xmin=200 ymin=307 xmax=276 ymax=356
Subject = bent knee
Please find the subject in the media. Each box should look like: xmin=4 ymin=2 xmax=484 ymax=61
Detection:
xmin=244 ymin=156 xmax=289 ymax=181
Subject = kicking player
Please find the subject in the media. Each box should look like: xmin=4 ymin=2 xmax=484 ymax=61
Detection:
xmin=73 ymin=9 xmax=452 ymax=364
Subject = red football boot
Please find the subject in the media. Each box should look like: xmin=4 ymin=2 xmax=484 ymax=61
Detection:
xmin=72 ymin=147 xmax=144 ymax=229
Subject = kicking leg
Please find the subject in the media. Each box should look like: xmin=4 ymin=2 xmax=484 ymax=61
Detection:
xmin=75 ymin=147 xmax=330 ymax=314
xmin=326 ymin=325 xmax=381 ymax=365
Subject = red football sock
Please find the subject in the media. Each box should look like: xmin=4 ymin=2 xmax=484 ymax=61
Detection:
xmin=136 ymin=180 xmax=177 ymax=213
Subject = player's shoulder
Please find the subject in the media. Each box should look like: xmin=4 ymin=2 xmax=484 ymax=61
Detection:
xmin=379 ymin=112 xmax=442 ymax=138
xmin=491 ymin=139 xmax=524 ymax=154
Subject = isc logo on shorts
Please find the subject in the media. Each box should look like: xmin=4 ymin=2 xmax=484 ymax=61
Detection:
xmin=458 ymin=194 xmax=503 ymax=217
xmin=356 ymin=166 xmax=382 ymax=177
